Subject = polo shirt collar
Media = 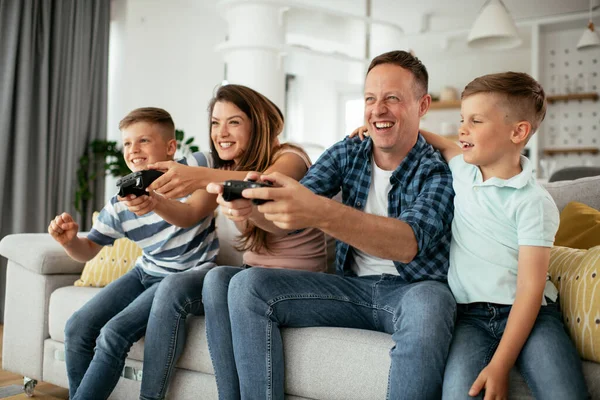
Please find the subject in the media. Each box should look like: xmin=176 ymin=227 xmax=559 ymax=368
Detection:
xmin=475 ymin=155 xmax=532 ymax=189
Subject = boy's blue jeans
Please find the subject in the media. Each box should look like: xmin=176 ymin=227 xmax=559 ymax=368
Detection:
xmin=64 ymin=265 xmax=211 ymax=400
xmin=225 ymin=267 xmax=457 ymax=400
xmin=65 ymin=266 xmax=162 ymax=400
xmin=442 ymin=299 xmax=589 ymax=399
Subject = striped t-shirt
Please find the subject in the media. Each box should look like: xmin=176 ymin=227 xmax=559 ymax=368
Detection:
xmin=87 ymin=153 xmax=219 ymax=276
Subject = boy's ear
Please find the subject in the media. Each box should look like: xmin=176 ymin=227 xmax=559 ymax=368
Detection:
xmin=511 ymin=121 xmax=531 ymax=144
xmin=167 ymin=138 xmax=177 ymax=156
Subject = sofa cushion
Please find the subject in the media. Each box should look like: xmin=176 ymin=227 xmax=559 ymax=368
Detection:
xmin=48 ymin=286 xmax=214 ymax=374
xmin=75 ymin=213 xmax=142 ymax=287
xmin=549 ymin=246 xmax=600 ymax=363
xmin=555 ymin=202 xmax=600 ymax=250
xmin=543 ymin=175 xmax=600 ymax=212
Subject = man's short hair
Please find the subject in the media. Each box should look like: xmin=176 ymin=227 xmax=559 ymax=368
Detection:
xmin=367 ymin=50 xmax=429 ymax=98
xmin=118 ymin=107 xmax=175 ymax=139
xmin=462 ymin=72 xmax=547 ymax=133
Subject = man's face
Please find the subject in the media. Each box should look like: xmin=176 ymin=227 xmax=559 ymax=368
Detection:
xmin=121 ymin=122 xmax=176 ymax=172
xmin=364 ymin=64 xmax=426 ymax=158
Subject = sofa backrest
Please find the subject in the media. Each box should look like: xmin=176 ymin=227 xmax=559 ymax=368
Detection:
xmin=543 ymin=175 xmax=600 ymax=212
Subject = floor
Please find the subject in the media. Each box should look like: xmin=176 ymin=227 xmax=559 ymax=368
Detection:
xmin=0 ymin=325 xmax=68 ymax=399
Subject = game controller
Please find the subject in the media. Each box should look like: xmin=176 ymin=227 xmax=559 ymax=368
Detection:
xmin=221 ymin=180 xmax=272 ymax=205
xmin=116 ymin=170 xmax=164 ymax=197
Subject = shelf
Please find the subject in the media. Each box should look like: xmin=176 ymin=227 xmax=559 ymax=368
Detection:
xmin=543 ymin=147 xmax=599 ymax=156
xmin=429 ymin=100 xmax=461 ymax=110
xmin=546 ymin=93 xmax=599 ymax=104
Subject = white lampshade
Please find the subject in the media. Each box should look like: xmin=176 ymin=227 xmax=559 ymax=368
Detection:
xmin=577 ymin=22 xmax=600 ymax=50
xmin=468 ymin=0 xmax=522 ymax=50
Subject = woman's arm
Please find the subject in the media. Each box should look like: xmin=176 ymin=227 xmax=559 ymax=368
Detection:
xmin=468 ymin=245 xmax=549 ymax=399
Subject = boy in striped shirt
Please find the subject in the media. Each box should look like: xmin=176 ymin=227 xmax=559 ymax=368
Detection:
xmin=47 ymin=107 xmax=218 ymax=400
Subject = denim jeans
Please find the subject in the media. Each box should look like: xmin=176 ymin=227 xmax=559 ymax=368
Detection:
xmin=202 ymin=266 xmax=245 ymax=400
xmin=442 ymin=299 xmax=589 ymax=400
xmin=227 ymin=267 xmax=457 ymax=400
xmin=140 ymin=265 xmax=213 ymax=400
xmin=64 ymin=266 xmax=163 ymax=400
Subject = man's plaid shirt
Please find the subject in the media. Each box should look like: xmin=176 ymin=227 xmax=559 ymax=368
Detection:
xmin=301 ymin=134 xmax=455 ymax=282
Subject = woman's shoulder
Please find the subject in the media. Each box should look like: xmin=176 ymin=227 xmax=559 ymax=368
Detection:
xmin=273 ymin=143 xmax=311 ymax=168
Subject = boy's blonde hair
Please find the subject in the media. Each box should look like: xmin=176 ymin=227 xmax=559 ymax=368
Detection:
xmin=461 ymin=72 xmax=547 ymax=134
xmin=118 ymin=107 xmax=175 ymax=140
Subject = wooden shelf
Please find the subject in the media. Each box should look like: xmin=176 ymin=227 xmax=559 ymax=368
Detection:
xmin=547 ymin=93 xmax=599 ymax=104
xmin=543 ymin=147 xmax=599 ymax=156
xmin=429 ymin=100 xmax=461 ymax=110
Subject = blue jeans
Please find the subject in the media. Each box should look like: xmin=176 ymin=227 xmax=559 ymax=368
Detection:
xmin=140 ymin=266 xmax=213 ymax=400
xmin=203 ymin=266 xmax=245 ymax=400
xmin=64 ymin=266 xmax=163 ymax=400
xmin=442 ymin=299 xmax=589 ymax=400
xmin=227 ymin=268 xmax=457 ymax=400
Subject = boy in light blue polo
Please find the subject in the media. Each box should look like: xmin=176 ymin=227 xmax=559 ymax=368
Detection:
xmin=421 ymin=72 xmax=588 ymax=399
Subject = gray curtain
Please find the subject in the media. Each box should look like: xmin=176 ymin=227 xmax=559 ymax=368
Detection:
xmin=0 ymin=0 xmax=110 ymax=321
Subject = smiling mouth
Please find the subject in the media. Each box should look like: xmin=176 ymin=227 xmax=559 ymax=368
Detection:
xmin=130 ymin=158 xmax=147 ymax=165
xmin=460 ymin=141 xmax=474 ymax=149
xmin=219 ymin=142 xmax=234 ymax=149
xmin=373 ymin=121 xmax=395 ymax=130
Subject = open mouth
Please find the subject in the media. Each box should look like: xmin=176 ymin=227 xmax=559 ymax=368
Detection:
xmin=130 ymin=157 xmax=147 ymax=165
xmin=219 ymin=142 xmax=234 ymax=149
xmin=460 ymin=141 xmax=474 ymax=149
xmin=373 ymin=121 xmax=395 ymax=130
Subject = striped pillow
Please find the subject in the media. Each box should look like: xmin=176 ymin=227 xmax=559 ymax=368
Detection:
xmin=549 ymin=245 xmax=600 ymax=362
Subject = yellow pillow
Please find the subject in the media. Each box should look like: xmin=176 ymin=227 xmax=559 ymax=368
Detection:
xmin=74 ymin=213 xmax=142 ymax=287
xmin=555 ymin=202 xmax=600 ymax=250
xmin=549 ymin=245 xmax=600 ymax=362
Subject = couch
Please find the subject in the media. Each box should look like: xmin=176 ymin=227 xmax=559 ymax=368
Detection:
xmin=1 ymin=176 xmax=600 ymax=400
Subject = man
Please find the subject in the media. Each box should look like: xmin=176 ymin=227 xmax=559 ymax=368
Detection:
xmin=217 ymin=50 xmax=456 ymax=399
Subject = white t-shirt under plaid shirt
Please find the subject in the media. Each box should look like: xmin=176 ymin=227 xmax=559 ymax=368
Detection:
xmin=87 ymin=153 xmax=219 ymax=277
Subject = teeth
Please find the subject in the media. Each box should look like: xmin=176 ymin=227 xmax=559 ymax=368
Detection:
xmin=374 ymin=122 xmax=394 ymax=129
xmin=131 ymin=158 xmax=145 ymax=164
xmin=461 ymin=142 xmax=474 ymax=149
xmin=220 ymin=142 xmax=233 ymax=148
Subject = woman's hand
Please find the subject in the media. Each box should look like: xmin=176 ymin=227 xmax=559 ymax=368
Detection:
xmin=146 ymin=161 xmax=203 ymax=199
xmin=349 ymin=125 xmax=369 ymax=140
xmin=206 ymin=182 xmax=254 ymax=222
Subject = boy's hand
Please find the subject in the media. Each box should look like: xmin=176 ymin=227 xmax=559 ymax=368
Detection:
xmin=469 ymin=362 xmax=509 ymax=400
xmin=349 ymin=125 xmax=369 ymax=140
xmin=147 ymin=161 xmax=199 ymax=199
xmin=48 ymin=212 xmax=79 ymax=246
xmin=118 ymin=193 xmax=158 ymax=216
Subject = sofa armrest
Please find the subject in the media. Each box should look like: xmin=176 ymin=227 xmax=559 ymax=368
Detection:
xmin=0 ymin=233 xmax=85 ymax=275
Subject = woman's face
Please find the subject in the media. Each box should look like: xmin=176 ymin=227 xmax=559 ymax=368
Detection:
xmin=211 ymin=101 xmax=252 ymax=165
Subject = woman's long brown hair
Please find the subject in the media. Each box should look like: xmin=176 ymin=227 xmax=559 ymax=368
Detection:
xmin=207 ymin=84 xmax=309 ymax=253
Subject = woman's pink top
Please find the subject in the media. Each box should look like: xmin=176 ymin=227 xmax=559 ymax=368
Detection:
xmin=242 ymin=147 xmax=327 ymax=272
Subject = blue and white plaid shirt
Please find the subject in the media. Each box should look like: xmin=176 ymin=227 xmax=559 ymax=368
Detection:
xmin=301 ymin=134 xmax=454 ymax=282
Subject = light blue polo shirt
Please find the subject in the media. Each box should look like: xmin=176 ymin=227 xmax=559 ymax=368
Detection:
xmin=448 ymin=155 xmax=560 ymax=305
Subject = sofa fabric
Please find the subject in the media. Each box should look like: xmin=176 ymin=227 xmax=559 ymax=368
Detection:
xmin=1 ymin=175 xmax=599 ymax=399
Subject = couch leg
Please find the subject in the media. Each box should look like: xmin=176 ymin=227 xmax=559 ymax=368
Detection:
xmin=23 ymin=377 xmax=37 ymax=397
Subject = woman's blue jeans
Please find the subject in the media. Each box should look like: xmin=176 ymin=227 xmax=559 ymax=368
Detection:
xmin=442 ymin=299 xmax=589 ymax=399
xmin=65 ymin=266 xmax=162 ymax=400
xmin=220 ymin=267 xmax=457 ymax=400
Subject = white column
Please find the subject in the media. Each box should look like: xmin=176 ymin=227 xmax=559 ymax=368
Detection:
xmin=217 ymin=0 xmax=286 ymax=110
xmin=369 ymin=23 xmax=405 ymax=59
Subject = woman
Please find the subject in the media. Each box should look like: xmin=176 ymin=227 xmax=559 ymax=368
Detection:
xmin=140 ymin=84 xmax=327 ymax=400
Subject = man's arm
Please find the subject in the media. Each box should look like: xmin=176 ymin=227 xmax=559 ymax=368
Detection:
xmin=420 ymin=129 xmax=461 ymax=162
xmin=469 ymin=246 xmax=549 ymax=398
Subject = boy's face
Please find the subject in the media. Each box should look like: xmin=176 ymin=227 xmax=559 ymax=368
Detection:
xmin=121 ymin=122 xmax=176 ymax=172
xmin=364 ymin=64 xmax=427 ymax=159
xmin=211 ymin=101 xmax=252 ymax=166
xmin=459 ymin=93 xmax=519 ymax=169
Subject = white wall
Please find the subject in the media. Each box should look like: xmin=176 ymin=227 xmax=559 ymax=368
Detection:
xmin=106 ymin=0 xmax=225 ymax=200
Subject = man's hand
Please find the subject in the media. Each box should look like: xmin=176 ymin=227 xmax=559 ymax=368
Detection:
xmin=147 ymin=161 xmax=200 ymax=199
xmin=118 ymin=193 xmax=158 ymax=216
xmin=242 ymin=172 xmax=324 ymax=230
xmin=48 ymin=212 xmax=79 ymax=246
xmin=469 ymin=362 xmax=509 ymax=400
